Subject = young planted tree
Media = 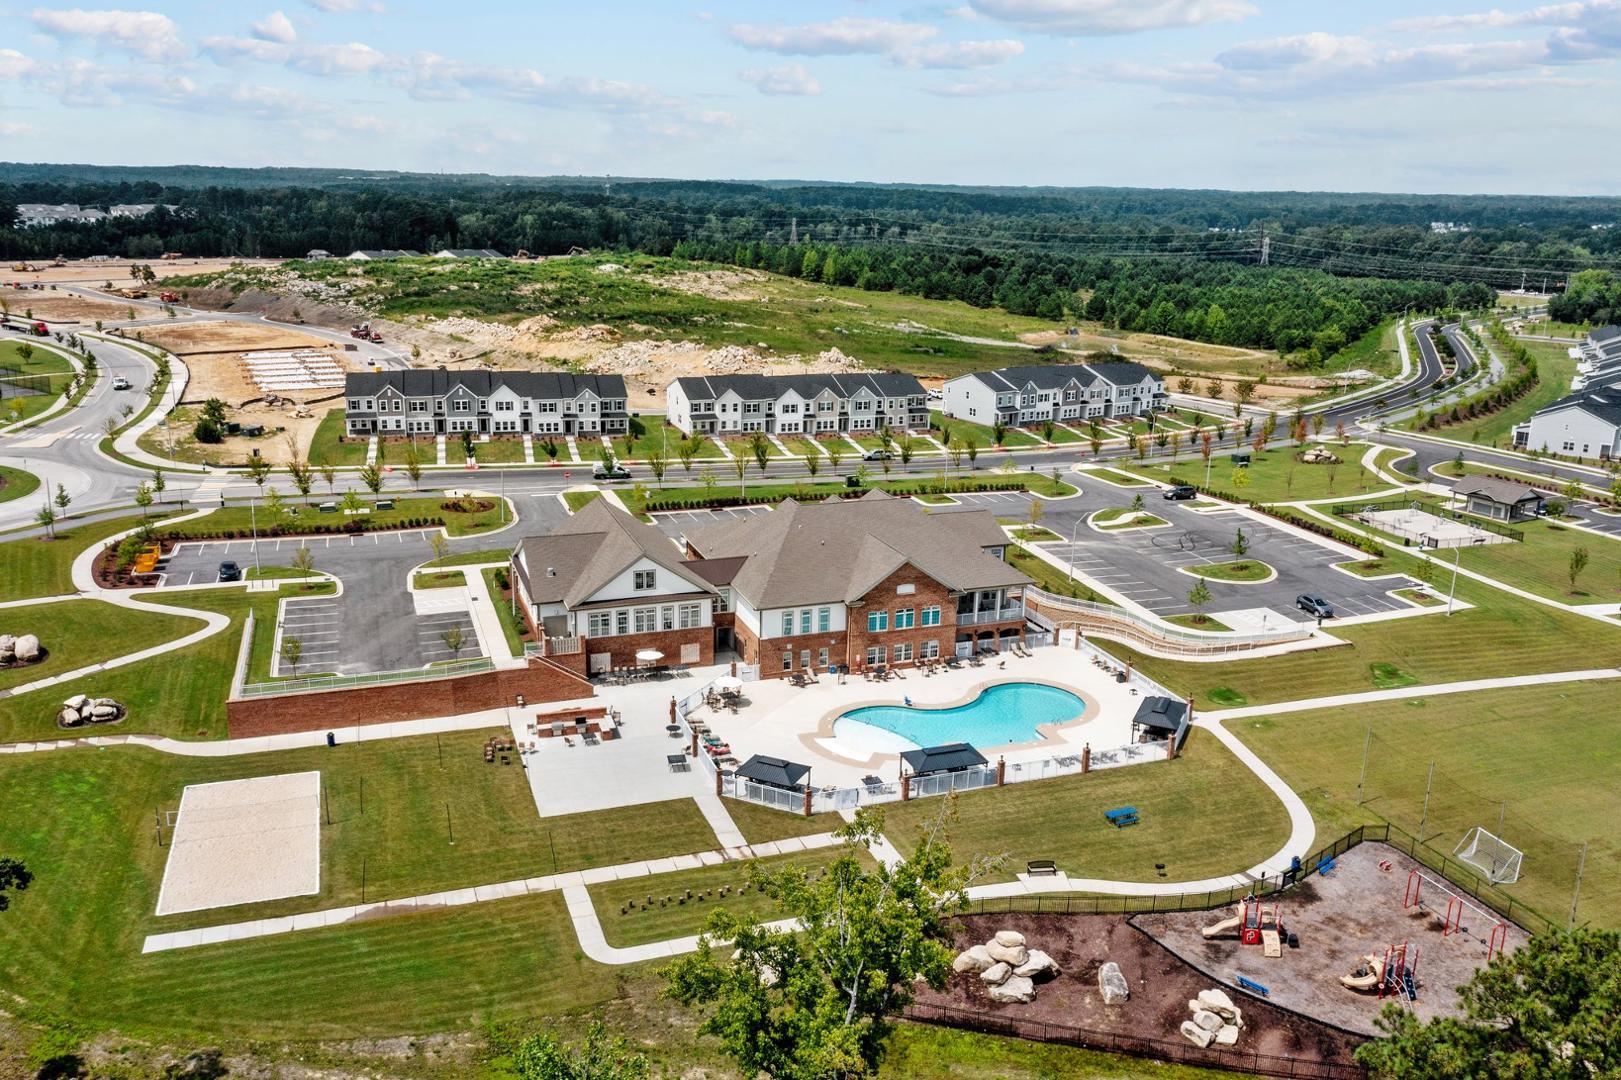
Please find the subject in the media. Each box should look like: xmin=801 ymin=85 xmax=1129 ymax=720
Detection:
xmin=441 ymin=625 xmax=465 ymax=659
xmin=358 ymin=464 xmax=384 ymax=495
xmin=246 ymin=456 xmax=273 ymax=495
xmin=1234 ymin=379 xmax=1256 ymax=416
xmin=1569 ymin=546 xmax=1591 ymax=593
xmin=676 ymin=437 xmax=698 ymax=474
xmin=429 ymin=532 xmax=449 ymax=563
xmin=646 ymin=446 xmax=668 ymax=489
xmin=748 ymin=431 xmax=771 ymax=474
xmin=965 ymin=437 xmax=979 ymax=469
xmin=825 ymin=438 xmax=846 ymax=475
xmin=803 ymin=451 xmax=821 ymax=480
xmin=319 ymin=462 xmax=337 ymax=495
xmin=460 ymin=429 xmax=475 ymax=461
xmin=991 ymin=417 xmax=1007 ymax=447
xmin=150 ymin=467 xmax=167 ymax=504
xmin=280 ymin=636 xmax=303 ymax=676
xmin=897 ymin=433 xmax=914 ymax=466
xmin=35 ymin=503 xmax=55 ymax=538
xmin=1187 ymin=579 xmax=1212 ymax=624
xmin=1040 ymin=418 xmax=1055 ymax=443
xmin=291 ymin=545 xmax=316 ymax=578
xmin=731 ymin=454 xmax=748 ymax=497
xmin=1232 ymin=526 xmax=1249 ymax=557
xmin=341 ymin=488 xmax=364 ymax=514
xmin=1206 ymin=378 xmax=1224 ymax=402
xmin=698 ymin=468 xmax=718 ymax=496
xmin=1169 ymin=430 xmax=1183 ymax=460
xmin=1130 ymin=492 xmax=1145 ymax=513
xmin=1027 ymin=497 xmax=1045 ymax=529
xmin=402 ymin=447 xmax=423 ymax=490
xmin=133 ymin=481 xmax=153 ymax=519
xmin=53 ymin=483 xmax=71 ymax=521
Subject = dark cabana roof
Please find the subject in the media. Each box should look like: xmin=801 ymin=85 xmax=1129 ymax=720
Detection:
xmin=900 ymin=743 xmax=988 ymax=776
xmin=735 ymin=754 xmax=811 ymax=790
xmin=1132 ymin=696 xmax=1188 ymax=733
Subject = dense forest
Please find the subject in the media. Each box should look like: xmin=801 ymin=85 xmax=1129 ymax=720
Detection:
xmin=1548 ymin=270 xmax=1621 ymax=325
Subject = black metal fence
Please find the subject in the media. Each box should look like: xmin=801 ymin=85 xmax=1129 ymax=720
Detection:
xmin=1332 ymin=496 xmax=1524 ymax=542
xmin=903 ymin=1001 xmax=1365 ymax=1079
xmin=0 ymin=367 xmax=52 ymax=398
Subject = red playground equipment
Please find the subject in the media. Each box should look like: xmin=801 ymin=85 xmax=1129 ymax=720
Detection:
xmin=1403 ymin=869 xmax=1512 ymax=961
xmin=1378 ymin=940 xmax=1421 ymax=1001
xmin=1241 ymin=896 xmax=1275 ymax=945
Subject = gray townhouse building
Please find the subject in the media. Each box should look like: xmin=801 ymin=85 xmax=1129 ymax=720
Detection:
xmin=665 ymin=372 xmax=929 ymax=437
xmin=941 ymin=362 xmax=1167 ymax=428
xmin=343 ymin=370 xmax=629 ymax=438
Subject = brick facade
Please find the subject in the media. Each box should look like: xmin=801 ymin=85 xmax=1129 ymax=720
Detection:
xmin=579 ymin=626 xmax=713 ymax=673
xmin=226 ymin=659 xmax=594 ymax=738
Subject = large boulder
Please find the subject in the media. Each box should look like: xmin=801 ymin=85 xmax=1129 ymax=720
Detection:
xmin=985 ymin=940 xmax=1029 ymax=967
xmin=58 ymin=706 xmax=82 ymax=727
xmin=90 ymin=703 xmax=120 ymax=720
xmin=1180 ymin=1020 xmax=1214 ymax=1048
xmin=13 ymin=634 xmax=41 ymax=662
xmin=1198 ymin=988 xmax=1241 ymax=1022
xmin=986 ymin=974 xmax=1036 ymax=1003
xmin=64 ymin=694 xmax=88 ymax=711
xmin=992 ymin=930 xmax=1026 ymax=948
xmin=1098 ymin=961 xmax=1130 ymax=1005
xmin=1013 ymin=949 xmax=1060 ymax=981
xmin=1191 ymin=1009 xmax=1225 ymax=1033
xmin=0 ymin=634 xmax=14 ymax=660
xmin=1214 ymin=1024 xmax=1240 ymax=1047
xmin=953 ymin=944 xmax=995 ymax=974
xmin=980 ymin=962 xmax=1012 ymax=986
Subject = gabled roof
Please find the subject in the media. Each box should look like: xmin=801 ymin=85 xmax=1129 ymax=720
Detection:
xmin=1132 ymin=696 xmax=1188 ymax=734
xmin=345 ymin=369 xmax=626 ymax=401
xmin=435 ymin=248 xmax=504 ymax=258
xmin=1453 ymin=476 xmax=1545 ymax=505
xmin=954 ymin=361 xmax=1157 ymax=394
xmin=518 ymin=499 xmax=716 ymax=608
xmin=1589 ymin=325 xmax=1621 ymax=345
xmin=1530 ymin=385 xmax=1621 ymax=429
xmin=668 ymin=371 xmax=925 ymax=402
xmin=735 ymin=755 xmax=811 ymax=790
xmin=900 ymin=743 xmax=988 ymax=775
xmin=682 ymin=490 xmax=1027 ymax=609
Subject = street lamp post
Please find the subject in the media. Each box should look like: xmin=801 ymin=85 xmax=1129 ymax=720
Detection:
xmin=249 ymin=497 xmax=261 ymax=574
xmin=1068 ymin=516 xmax=1082 ymax=583
xmin=1446 ymin=544 xmax=1461 ymax=616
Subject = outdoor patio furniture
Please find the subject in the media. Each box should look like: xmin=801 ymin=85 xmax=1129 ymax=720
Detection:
xmin=1027 ymin=859 xmax=1058 ymax=877
xmin=583 ymin=731 xmax=599 ymax=746
xmin=563 ymin=737 xmax=575 ymax=747
xmin=667 ymin=754 xmax=690 ymax=773
xmin=666 ymin=724 xmax=683 ymax=738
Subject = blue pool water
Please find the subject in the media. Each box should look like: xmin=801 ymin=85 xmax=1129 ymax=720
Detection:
xmin=834 ymin=683 xmax=1085 ymax=749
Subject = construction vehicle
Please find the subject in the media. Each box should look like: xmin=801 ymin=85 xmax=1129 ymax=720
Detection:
xmin=368 ymin=330 xmax=384 ymax=343
xmin=349 ymin=323 xmax=371 ymax=338
xmin=159 ymin=291 xmax=180 ymax=303
xmin=10 ymin=262 xmax=35 ymax=273
xmin=30 ymin=322 xmax=49 ymax=336
xmin=112 ymin=288 xmax=149 ymax=299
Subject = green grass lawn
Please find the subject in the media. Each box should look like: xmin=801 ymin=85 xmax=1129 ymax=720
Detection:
xmin=931 ymin=411 xmax=1041 ymax=448
xmin=482 ymin=565 xmax=531 ymax=655
xmin=1008 ymin=525 xmax=1060 ymax=542
xmin=1452 ymin=518 xmax=1621 ymax=602
xmin=0 ymin=463 xmax=41 ymax=504
xmin=881 ymin=731 xmax=1288 ymax=885
xmin=626 ymin=472 xmax=1073 ymax=513
xmin=307 ymin=408 xmax=369 ymax=467
xmin=1230 ymin=679 xmax=1621 ymax=929
xmin=0 ymin=598 xmax=202 ymax=693
xmin=1461 ymin=339 xmax=1577 ymax=451
xmin=155 ymin=496 xmax=511 ymax=539
xmin=412 ymin=569 xmax=465 ymax=589
xmin=1085 ymin=467 xmax=1154 ymax=488
xmin=722 ymin=798 xmax=845 ymax=845
xmin=1124 ymin=445 xmax=1389 ymax=504
xmin=1116 ymin=550 xmax=1621 ymax=709
xmin=470 ymin=437 xmax=527 ymax=464
xmin=563 ymin=489 xmax=601 ymax=512
xmin=0 ymin=512 xmax=173 ymax=602
xmin=591 ymin=848 xmax=869 ymax=948
xmin=0 ymin=340 xmax=74 ymax=426
xmin=424 ymin=547 xmax=511 ymax=567
xmin=1091 ymin=507 xmax=1167 ymax=530
xmin=617 ymin=425 xmax=713 ymax=462
xmin=1336 ymin=557 xmax=1404 ymax=578
xmin=1166 ymin=613 xmax=1234 ymax=631
xmin=1007 ymin=546 xmax=1116 ymax=605
xmin=1183 ymin=559 xmax=1273 ymax=582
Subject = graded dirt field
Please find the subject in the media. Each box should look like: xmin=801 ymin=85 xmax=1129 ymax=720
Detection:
xmin=0 ymin=290 xmax=134 ymax=323
xmin=3 ymin=257 xmax=282 ymax=286
xmin=1134 ymin=842 xmax=1529 ymax=1037
xmin=134 ymin=320 xmax=338 ymax=358
xmin=914 ymin=910 xmax=1362 ymax=1071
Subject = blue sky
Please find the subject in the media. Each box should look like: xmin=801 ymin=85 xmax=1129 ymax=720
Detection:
xmin=2 ymin=1 xmax=1618 ymax=194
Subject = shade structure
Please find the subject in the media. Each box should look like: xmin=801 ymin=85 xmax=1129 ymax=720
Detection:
xmin=1131 ymin=696 xmax=1187 ymax=735
xmin=735 ymin=754 xmax=811 ymax=791
xmin=714 ymin=675 xmax=744 ymax=691
xmin=900 ymin=743 xmax=988 ymax=777
xmin=635 ymin=649 xmax=665 ymax=662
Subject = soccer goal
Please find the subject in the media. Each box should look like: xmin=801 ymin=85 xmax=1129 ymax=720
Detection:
xmin=1453 ymin=827 xmax=1523 ymax=885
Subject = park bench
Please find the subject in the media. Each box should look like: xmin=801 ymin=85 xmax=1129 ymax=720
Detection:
xmin=1316 ymin=855 xmax=1337 ymax=877
xmin=1026 ymin=860 xmax=1058 ymax=877
xmin=1235 ymin=975 xmax=1269 ymax=997
xmin=1104 ymin=806 xmax=1139 ymax=828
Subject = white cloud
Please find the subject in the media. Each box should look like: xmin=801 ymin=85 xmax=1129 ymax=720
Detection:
xmin=740 ymin=63 xmax=821 ymax=95
xmin=199 ymin=34 xmax=386 ymax=75
xmin=304 ymin=0 xmax=385 ymax=12
xmin=965 ymin=0 xmax=1257 ymax=35
xmin=252 ymin=11 xmax=298 ymax=44
xmin=29 ymin=8 xmax=186 ymax=61
xmin=894 ymin=38 xmax=1025 ymax=67
xmin=0 ymin=120 xmax=37 ymax=135
xmin=729 ymin=17 xmax=938 ymax=55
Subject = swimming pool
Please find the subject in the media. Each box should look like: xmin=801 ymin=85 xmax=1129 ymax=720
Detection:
xmin=833 ymin=682 xmax=1085 ymax=750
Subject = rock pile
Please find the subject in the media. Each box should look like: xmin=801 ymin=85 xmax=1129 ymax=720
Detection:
xmin=58 ymin=694 xmax=126 ymax=728
xmin=1180 ymin=988 xmax=1244 ymax=1048
xmin=952 ymin=929 xmax=1061 ymax=1004
xmin=1300 ymin=445 xmax=1342 ymax=464
xmin=1098 ymin=961 xmax=1130 ymax=1005
xmin=0 ymin=633 xmax=44 ymax=667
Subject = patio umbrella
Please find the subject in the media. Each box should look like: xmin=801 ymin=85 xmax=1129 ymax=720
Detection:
xmin=636 ymin=648 xmax=665 ymax=663
xmin=714 ymin=675 xmax=743 ymax=691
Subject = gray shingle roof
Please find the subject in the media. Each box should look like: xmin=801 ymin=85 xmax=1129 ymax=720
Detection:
xmin=1453 ymin=476 xmax=1545 ymax=505
xmin=669 ymin=371 xmax=924 ymax=401
xmin=960 ymin=361 xmax=1157 ymax=393
xmin=345 ymin=369 xmax=626 ymax=402
xmin=900 ymin=743 xmax=988 ymax=775
xmin=518 ymin=499 xmax=715 ymax=608
xmin=1132 ymin=696 xmax=1188 ymax=734
xmin=682 ymin=490 xmax=1027 ymax=608
xmin=735 ymin=755 xmax=811 ymax=789
xmin=1531 ymin=385 xmax=1621 ymax=429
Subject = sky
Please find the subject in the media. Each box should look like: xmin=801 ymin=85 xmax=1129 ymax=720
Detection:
xmin=1 ymin=0 xmax=1619 ymax=195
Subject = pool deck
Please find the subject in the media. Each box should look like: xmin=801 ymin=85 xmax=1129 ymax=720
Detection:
xmin=688 ymin=646 xmax=1151 ymax=788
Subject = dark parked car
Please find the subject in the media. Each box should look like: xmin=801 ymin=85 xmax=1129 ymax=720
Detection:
xmin=592 ymin=463 xmax=631 ymax=481
xmin=217 ymin=560 xmax=242 ymax=583
xmin=1296 ymin=594 xmax=1334 ymax=618
xmin=1163 ymin=484 xmax=1197 ymax=501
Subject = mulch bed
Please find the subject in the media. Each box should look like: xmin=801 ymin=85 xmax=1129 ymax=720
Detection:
xmin=912 ymin=912 xmax=1363 ymax=1071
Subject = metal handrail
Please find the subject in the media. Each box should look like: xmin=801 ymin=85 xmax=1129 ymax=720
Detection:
xmin=1025 ymin=587 xmax=1311 ymax=650
xmin=238 ymin=656 xmax=494 ymax=697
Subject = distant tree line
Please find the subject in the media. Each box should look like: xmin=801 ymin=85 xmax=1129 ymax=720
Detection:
xmin=1548 ymin=269 xmax=1621 ymax=326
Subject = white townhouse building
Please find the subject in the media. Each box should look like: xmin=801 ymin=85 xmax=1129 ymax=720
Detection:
xmin=1512 ymin=376 xmax=1621 ymax=461
xmin=665 ymin=372 xmax=929 ymax=437
xmin=343 ymin=370 xmax=629 ymax=437
xmin=941 ymin=362 xmax=1167 ymax=428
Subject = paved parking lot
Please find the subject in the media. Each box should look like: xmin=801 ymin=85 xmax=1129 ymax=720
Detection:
xmin=277 ymin=597 xmax=343 ymax=674
xmin=648 ymin=505 xmax=771 ymax=546
xmin=416 ymin=611 xmax=482 ymax=664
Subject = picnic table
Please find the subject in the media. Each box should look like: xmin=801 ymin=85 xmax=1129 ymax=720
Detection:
xmin=1104 ymin=806 xmax=1139 ymax=828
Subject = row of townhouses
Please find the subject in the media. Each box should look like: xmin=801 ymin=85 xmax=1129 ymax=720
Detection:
xmin=511 ymin=493 xmax=1031 ymax=678
xmin=1513 ymin=326 xmax=1621 ymax=460
xmin=342 ymin=371 xmax=629 ymax=437
xmin=666 ymin=373 xmax=930 ymax=436
xmin=941 ymin=362 xmax=1167 ymax=427
xmin=14 ymin=203 xmax=176 ymax=227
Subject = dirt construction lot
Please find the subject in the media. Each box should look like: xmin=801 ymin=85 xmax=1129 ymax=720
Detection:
xmin=4 ymin=257 xmax=282 ymax=286
xmin=0 ymin=290 xmax=135 ymax=323
xmin=1135 ymin=842 xmax=1529 ymax=1036
xmin=914 ymin=911 xmax=1362 ymax=1071
xmin=130 ymin=320 xmax=358 ymax=407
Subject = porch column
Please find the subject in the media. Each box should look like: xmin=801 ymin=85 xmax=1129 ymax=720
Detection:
xmin=900 ymin=771 xmax=911 ymax=801
xmin=996 ymin=757 xmax=1006 ymax=786
xmin=802 ymin=787 xmax=813 ymax=817
xmin=1081 ymin=743 xmax=1091 ymax=774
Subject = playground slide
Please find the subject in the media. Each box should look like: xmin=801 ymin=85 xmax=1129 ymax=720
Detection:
xmin=1340 ymin=955 xmax=1384 ymax=992
xmin=1201 ymin=915 xmax=1242 ymax=939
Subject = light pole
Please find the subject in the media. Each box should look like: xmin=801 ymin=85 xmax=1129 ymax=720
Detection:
xmin=1446 ymin=543 xmax=1461 ymax=615
xmin=1067 ymin=516 xmax=1082 ymax=583
xmin=249 ymin=497 xmax=261 ymax=574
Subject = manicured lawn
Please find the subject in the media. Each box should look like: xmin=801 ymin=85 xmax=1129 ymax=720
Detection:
xmin=307 ymin=408 xmax=369 ymax=467
xmin=0 ymin=598 xmax=201 ymax=693
xmin=882 ymin=731 xmax=1288 ymax=885
xmin=591 ymin=848 xmax=868 ymax=948
xmin=617 ymin=424 xmax=715 ymax=462
xmin=881 ymin=1025 xmax=1234 ymax=1080
xmin=412 ymin=569 xmax=465 ymax=589
xmin=0 ymin=733 xmax=687 ymax=1039
xmin=563 ymin=489 xmax=601 ymax=512
xmin=1092 ymin=508 xmax=1167 ymax=530
xmin=1395 ymin=587 xmax=1443 ymax=607
xmin=627 ymin=473 xmax=1074 ymax=513
xmin=1085 ymin=467 xmax=1154 ymax=488
xmin=931 ymin=411 xmax=1041 ymax=448
xmin=0 ymin=512 xmax=172 ymax=602
xmin=0 ymin=463 xmax=41 ymax=504
xmin=1007 ymin=546 xmax=1117 ymax=605
xmin=1124 ymin=445 xmax=1390 ymax=504
xmin=154 ymin=496 xmax=512 ymax=539
xmin=470 ymin=437 xmax=526 ymax=464
xmin=1453 ymin=518 xmax=1621 ymax=602
xmin=1166 ymin=614 xmax=1234 ymax=632
xmin=422 ymin=547 xmax=511 ymax=567
xmin=1462 ymin=339 xmax=1577 ymax=451
xmin=542 ymin=798 xmax=723 ymax=870
xmin=1008 ymin=525 xmax=1060 ymax=542
xmin=0 ymin=340 xmax=74 ymax=426
xmin=1230 ymin=679 xmax=1621 ymax=929
xmin=723 ymin=797 xmax=846 ymax=845
xmin=1116 ymin=551 xmax=1621 ymax=708
xmin=1336 ymin=557 xmax=1403 ymax=578
xmin=1183 ymin=559 xmax=1273 ymax=582
xmin=482 ymin=566 xmax=531 ymax=655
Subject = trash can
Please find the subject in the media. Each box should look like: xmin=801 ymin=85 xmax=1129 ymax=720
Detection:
xmin=326 ymin=731 xmax=336 ymax=748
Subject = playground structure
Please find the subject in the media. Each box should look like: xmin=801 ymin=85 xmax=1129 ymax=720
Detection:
xmin=1201 ymin=896 xmax=1284 ymax=956
xmin=1404 ymin=868 xmax=1513 ymax=961
xmin=1340 ymin=941 xmax=1421 ymax=1000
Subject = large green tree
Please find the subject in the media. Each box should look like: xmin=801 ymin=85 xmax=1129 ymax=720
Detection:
xmin=663 ymin=808 xmax=994 ymax=1080
xmin=0 ymin=856 xmax=31 ymax=912
xmin=1358 ymin=928 xmax=1621 ymax=1080
xmin=511 ymin=1022 xmax=647 ymax=1080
